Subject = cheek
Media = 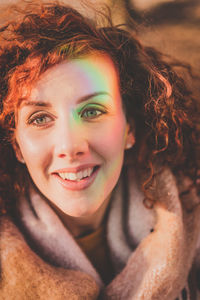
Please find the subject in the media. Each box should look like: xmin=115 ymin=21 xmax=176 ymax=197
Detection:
xmin=90 ymin=116 xmax=127 ymax=160
xmin=92 ymin=118 xmax=127 ymax=198
xmin=16 ymin=129 xmax=50 ymax=168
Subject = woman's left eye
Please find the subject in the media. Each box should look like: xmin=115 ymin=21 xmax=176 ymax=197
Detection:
xmin=81 ymin=108 xmax=105 ymax=119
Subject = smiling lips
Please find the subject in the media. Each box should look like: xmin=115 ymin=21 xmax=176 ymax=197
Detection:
xmin=53 ymin=165 xmax=100 ymax=191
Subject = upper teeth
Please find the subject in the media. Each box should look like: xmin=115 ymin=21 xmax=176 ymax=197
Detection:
xmin=58 ymin=167 xmax=94 ymax=181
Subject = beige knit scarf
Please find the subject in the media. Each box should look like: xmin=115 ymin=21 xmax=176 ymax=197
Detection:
xmin=1 ymin=166 xmax=200 ymax=299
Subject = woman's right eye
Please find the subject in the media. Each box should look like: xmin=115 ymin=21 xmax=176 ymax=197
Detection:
xmin=28 ymin=113 xmax=53 ymax=127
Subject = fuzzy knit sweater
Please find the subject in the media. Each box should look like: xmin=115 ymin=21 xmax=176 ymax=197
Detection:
xmin=1 ymin=166 xmax=200 ymax=300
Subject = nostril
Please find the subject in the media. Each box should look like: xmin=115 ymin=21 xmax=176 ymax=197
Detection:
xmin=76 ymin=151 xmax=85 ymax=156
xmin=57 ymin=151 xmax=85 ymax=159
xmin=58 ymin=154 xmax=66 ymax=158
xmin=56 ymin=140 xmax=89 ymax=159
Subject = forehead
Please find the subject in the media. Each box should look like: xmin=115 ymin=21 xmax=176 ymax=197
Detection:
xmin=29 ymin=52 xmax=120 ymax=101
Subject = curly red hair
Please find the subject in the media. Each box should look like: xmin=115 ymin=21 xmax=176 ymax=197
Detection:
xmin=0 ymin=2 xmax=199 ymax=214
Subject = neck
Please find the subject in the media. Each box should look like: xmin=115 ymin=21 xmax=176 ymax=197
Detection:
xmin=51 ymin=195 xmax=111 ymax=238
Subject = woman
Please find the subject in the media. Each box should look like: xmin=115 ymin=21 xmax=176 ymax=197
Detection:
xmin=0 ymin=2 xmax=199 ymax=299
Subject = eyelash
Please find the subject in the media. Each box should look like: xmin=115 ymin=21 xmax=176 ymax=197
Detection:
xmin=80 ymin=107 xmax=106 ymax=120
xmin=27 ymin=113 xmax=53 ymax=127
xmin=27 ymin=106 xmax=106 ymax=128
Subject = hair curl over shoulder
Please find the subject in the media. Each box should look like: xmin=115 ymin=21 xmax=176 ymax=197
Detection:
xmin=0 ymin=1 xmax=199 ymax=214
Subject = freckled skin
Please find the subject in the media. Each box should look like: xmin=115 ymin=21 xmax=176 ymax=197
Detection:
xmin=15 ymin=53 xmax=134 ymax=236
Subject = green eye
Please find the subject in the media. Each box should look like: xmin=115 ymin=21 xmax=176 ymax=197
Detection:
xmin=82 ymin=109 xmax=101 ymax=118
xmin=35 ymin=116 xmax=48 ymax=124
xmin=28 ymin=114 xmax=53 ymax=126
xmin=81 ymin=107 xmax=105 ymax=119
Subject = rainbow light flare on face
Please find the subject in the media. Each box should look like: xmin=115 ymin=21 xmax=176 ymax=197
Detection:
xmin=69 ymin=52 xmax=124 ymax=123
xmin=69 ymin=54 xmax=129 ymax=189
xmin=70 ymin=56 xmax=112 ymax=120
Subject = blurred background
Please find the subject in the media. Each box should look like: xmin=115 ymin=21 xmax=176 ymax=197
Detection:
xmin=124 ymin=0 xmax=200 ymax=96
xmin=127 ymin=0 xmax=200 ymax=70
xmin=105 ymin=0 xmax=200 ymax=73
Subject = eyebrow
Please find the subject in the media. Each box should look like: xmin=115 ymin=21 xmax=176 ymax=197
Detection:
xmin=21 ymin=101 xmax=52 ymax=108
xmin=21 ymin=92 xmax=110 ymax=107
xmin=77 ymin=92 xmax=110 ymax=104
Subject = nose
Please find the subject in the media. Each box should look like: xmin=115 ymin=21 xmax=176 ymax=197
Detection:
xmin=54 ymin=120 xmax=89 ymax=160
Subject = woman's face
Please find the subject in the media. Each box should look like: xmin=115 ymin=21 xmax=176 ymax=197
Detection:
xmin=14 ymin=52 xmax=134 ymax=225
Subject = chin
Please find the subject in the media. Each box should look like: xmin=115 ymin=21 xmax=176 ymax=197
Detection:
xmin=64 ymin=201 xmax=103 ymax=219
xmin=67 ymin=207 xmax=98 ymax=219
